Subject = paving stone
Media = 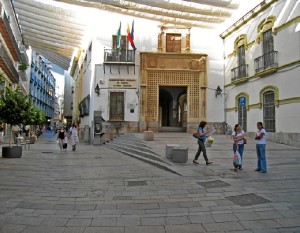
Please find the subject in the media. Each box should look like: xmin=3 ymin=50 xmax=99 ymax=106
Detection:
xmin=0 ymin=224 xmax=26 ymax=233
xmin=63 ymin=227 xmax=85 ymax=233
xmin=41 ymin=217 xmax=69 ymax=226
xmin=116 ymin=216 xmax=141 ymax=226
xmin=55 ymin=210 xmax=78 ymax=217
xmin=2 ymin=216 xmax=44 ymax=225
xmin=211 ymin=213 xmax=238 ymax=222
xmin=74 ymin=204 xmax=96 ymax=211
xmin=91 ymin=217 xmax=117 ymax=226
xmin=141 ymin=217 xmax=165 ymax=225
xmin=275 ymin=217 xmax=300 ymax=227
xmin=165 ymin=224 xmax=206 ymax=233
xmin=165 ymin=216 xmax=191 ymax=225
xmin=66 ymin=218 xmax=92 ymax=227
xmin=203 ymin=222 xmax=245 ymax=232
xmin=84 ymin=227 xmax=124 ymax=233
xmin=188 ymin=214 xmax=215 ymax=224
xmin=240 ymin=220 xmax=281 ymax=229
xmin=125 ymin=226 xmax=165 ymax=233
xmin=21 ymin=226 xmax=65 ymax=233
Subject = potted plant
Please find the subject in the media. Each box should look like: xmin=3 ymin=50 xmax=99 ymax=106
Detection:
xmin=0 ymin=86 xmax=33 ymax=158
xmin=18 ymin=62 xmax=29 ymax=72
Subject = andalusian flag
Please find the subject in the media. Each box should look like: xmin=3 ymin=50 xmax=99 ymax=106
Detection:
xmin=127 ymin=20 xmax=136 ymax=50
xmin=116 ymin=22 xmax=121 ymax=49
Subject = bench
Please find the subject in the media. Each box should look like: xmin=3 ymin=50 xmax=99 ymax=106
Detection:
xmin=17 ymin=136 xmax=31 ymax=150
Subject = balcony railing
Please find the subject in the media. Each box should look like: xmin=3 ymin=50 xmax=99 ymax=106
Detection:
xmin=254 ymin=51 xmax=278 ymax=73
xmin=0 ymin=46 xmax=19 ymax=83
xmin=231 ymin=64 xmax=248 ymax=81
xmin=104 ymin=49 xmax=135 ymax=64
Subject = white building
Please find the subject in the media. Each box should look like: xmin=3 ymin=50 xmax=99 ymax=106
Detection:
xmin=222 ymin=0 xmax=300 ymax=146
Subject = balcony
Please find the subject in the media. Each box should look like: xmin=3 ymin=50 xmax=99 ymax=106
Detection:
xmin=231 ymin=64 xmax=249 ymax=83
xmin=0 ymin=46 xmax=19 ymax=83
xmin=104 ymin=49 xmax=135 ymax=74
xmin=254 ymin=51 xmax=278 ymax=76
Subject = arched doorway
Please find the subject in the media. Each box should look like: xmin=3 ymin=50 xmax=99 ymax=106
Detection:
xmin=159 ymin=86 xmax=187 ymax=131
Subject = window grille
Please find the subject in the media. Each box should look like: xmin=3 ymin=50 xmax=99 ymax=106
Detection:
xmin=263 ymin=91 xmax=275 ymax=132
xmin=263 ymin=29 xmax=274 ymax=68
xmin=110 ymin=92 xmax=124 ymax=121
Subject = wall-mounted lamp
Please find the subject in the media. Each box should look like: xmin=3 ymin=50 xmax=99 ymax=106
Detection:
xmin=215 ymin=85 xmax=222 ymax=97
xmin=95 ymin=83 xmax=100 ymax=96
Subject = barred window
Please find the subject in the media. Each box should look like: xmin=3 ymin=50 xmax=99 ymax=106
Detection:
xmin=263 ymin=29 xmax=274 ymax=68
xmin=238 ymin=97 xmax=247 ymax=131
xmin=263 ymin=91 xmax=275 ymax=132
xmin=109 ymin=92 xmax=124 ymax=121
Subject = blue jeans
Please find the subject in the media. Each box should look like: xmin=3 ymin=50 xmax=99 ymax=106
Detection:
xmin=233 ymin=143 xmax=244 ymax=167
xmin=256 ymin=144 xmax=267 ymax=172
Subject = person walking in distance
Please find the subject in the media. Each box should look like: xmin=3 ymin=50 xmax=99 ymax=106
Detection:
xmin=57 ymin=126 xmax=66 ymax=151
xmin=232 ymin=124 xmax=246 ymax=171
xmin=193 ymin=121 xmax=213 ymax=165
xmin=255 ymin=122 xmax=267 ymax=173
xmin=69 ymin=122 xmax=79 ymax=151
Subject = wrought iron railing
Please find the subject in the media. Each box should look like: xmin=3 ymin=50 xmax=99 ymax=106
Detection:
xmin=254 ymin=51 xmax=278 ymax=73
xmin=231 ymin=64 xmax=248 ymax=81
xmin=104 ymin=49 xmax=135 ymax=63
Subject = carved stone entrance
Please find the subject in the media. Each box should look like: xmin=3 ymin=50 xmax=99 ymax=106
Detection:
xmin=139 ymin=52 xmax=207 ymax=132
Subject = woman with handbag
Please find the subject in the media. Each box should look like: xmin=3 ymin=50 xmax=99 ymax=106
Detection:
xmin=57 ymin=126 xmax=67 ymax=151
xmin=232 ymin=124 xmax=246 ymax=171
xmin=193 ymin=121 xmax=213 ymax=165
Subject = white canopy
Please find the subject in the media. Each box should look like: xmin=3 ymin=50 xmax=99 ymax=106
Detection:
xmin=13 ymin=0 xmax=241 ymax=70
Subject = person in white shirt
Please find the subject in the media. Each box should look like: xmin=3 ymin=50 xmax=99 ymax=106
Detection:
xmin=255 ymin=122 xmax=267 ymax=173
xmin=232 ymin=124 xmax=246 ymax=171
xmin=69 ymin=122 xmax=79 ymax=151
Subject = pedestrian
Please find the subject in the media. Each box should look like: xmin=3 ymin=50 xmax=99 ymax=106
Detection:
xmin=255 ymin=122 xmax=267 ymax=173
xmin=232 ymin=123 xmax=246 ymax=171
xmin=57 ymin=126 xmax=67 ymax=151
xmin=193 ymin=121 xmax=213 ymax=165
xmin=0 ymin=123 xmax=3 ymax=144
xmin=69 ymin=122 xmax=79 ymax=151
xmin=12 ymin=125 xmax=20 ymax=144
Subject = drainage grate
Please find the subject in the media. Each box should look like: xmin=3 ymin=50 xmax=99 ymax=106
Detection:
xmin=42 ymin=152 xmax=54 ymax=154
xmin=197 ymin=180 xmax=231 ymax=188
xmin=127 ymin=181 xmax=147 ymax=186
xmin=226 ymin=193 xmax=271 ymax=206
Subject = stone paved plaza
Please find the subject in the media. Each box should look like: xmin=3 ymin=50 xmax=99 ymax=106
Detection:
xmin=0 ymin=131 xmax=300 ymax=233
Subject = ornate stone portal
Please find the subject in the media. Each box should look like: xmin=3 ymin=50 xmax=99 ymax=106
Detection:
xmin=139 ymin=52 xmax=207 ymax=132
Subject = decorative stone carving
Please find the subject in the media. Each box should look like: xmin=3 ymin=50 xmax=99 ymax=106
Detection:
xmin=147 ymin=58 xmax=157 ymax=68
xmin=189 ymin=59 xmax=200 ymax=70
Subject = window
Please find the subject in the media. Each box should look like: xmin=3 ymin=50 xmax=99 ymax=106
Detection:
xmin=112 ymin=35 xmax=128 ymax=50
xmin=110 ymin=92 xmax=124 ymax=121
xmin=263 ymin=29 xmax=274 ymax=68
xmin=263 ymin=91 xmax=275 ymax=132
xmin=237 ymin=45 xmax=247 ymax=77
xmin=166 ymin=33 xmax=181 ymax=52
xmin=238 ymin=97 xmax=247 ymax=131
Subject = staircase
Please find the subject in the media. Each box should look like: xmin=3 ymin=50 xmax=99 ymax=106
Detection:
xmin=105 ymin=134 xmax=181 ymax=175
xmin=159 ymin=127 xmax=186 ymax=132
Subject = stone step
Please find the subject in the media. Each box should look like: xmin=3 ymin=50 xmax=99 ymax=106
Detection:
xmin=159 ymin=127 xmax=186 ymax=132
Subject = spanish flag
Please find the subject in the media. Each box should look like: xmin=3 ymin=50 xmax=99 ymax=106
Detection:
xmin=127 ymin=20 xmax=136 ymax=50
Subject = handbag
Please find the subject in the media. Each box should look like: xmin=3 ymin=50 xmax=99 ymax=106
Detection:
xmin=243 ymin=138 xmax=247 ymax=144
xmin=192 ymin=132 xmax=200 ymax=138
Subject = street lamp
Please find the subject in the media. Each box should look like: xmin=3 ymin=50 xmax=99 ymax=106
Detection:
xmin=95 ymin=83 xmax=100 ymax=96
xmin=215 ymin=85 xmax=222 ymax=97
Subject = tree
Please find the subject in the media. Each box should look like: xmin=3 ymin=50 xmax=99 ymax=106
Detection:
xmin=0 ymin=87 xmax=33 ymax=147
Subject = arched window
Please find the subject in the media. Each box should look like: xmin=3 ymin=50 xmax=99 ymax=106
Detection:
xmin=263 ymin=91 xmax=275 ymax=132
xmin=238 ymin=96 xmax=247 ymax=131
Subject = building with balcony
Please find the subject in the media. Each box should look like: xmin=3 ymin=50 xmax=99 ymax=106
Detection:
xmin=222 ymin=0 xmax=300 ymax=146
xmin=29 ymin=51 xmax=56 ymax=120
xmin=0 ymin=1 xmax=29 ymax=92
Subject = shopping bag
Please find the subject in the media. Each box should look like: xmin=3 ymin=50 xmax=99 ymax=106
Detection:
xmin=233 ymin=151 xmax=241 ymax=166
xmin=63 ymin=143 xmax=67 ymax=149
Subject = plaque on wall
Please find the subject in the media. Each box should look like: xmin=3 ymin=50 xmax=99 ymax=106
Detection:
xmin=108 ymin=79 xmax=137 ymax=88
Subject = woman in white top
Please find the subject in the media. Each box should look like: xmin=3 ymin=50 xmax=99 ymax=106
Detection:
xmin=232 ymin=124 xmax=246 ymax=170
xmin=69 ymin=123 xmax=79 ymax=151
xmin=255 ymin=122 xmax=267 ymax=173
